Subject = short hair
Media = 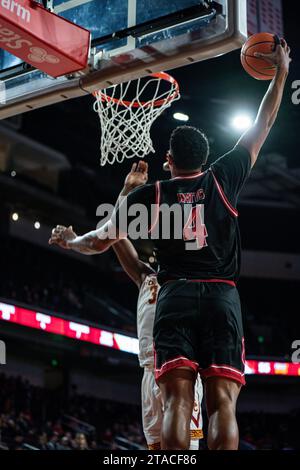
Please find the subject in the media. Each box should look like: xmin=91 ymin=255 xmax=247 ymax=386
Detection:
xmin=169 ymin=126 xmax=209 ymax=170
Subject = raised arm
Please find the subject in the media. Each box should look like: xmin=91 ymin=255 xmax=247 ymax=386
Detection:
xmin=113 ymin=239 xmax=154 ymax=288
xmin=239 ymin=39 xmax=291 ymax=167
xmin=49 ymin=161 xmax=148 ymax=254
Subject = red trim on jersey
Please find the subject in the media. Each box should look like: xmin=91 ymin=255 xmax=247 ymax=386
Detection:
xmin=199 ymin=364 xmax=246 ymax=386
xmin=191 ymin=409 xmax=201 ymax=429
xmin=155 ymin=355 xmax=199 ymax=381
xmin=149 ymin=181 xmax=160 ymax=234
xmin=210 ymin=170 xmax=239 ymax=218
xmin=163 ymin=279 xmax=236 ymax=287
xmin=172 ymin=170 xmax=204 ymax=180
xmin=189 ymin=279 xmax=236 ymax=287
xmin=241 ymin=337 xmax=246 ymax=367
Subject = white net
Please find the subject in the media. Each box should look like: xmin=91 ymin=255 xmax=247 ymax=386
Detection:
xmin=93 ymin=72 xmax=180 ymax=166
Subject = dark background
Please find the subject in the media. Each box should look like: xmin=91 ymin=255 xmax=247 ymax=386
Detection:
xmin=0 ymin=0 xmax=300 ymax=451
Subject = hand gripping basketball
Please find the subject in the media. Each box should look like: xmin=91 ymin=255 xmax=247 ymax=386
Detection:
xmin=241 ymin=33 xmax=291 ymax=80
xmin=254 ymin=38 xmax=291 ymax=73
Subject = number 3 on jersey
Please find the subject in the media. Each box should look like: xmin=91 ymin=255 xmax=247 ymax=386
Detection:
xmin=148 ymin=278 xmax=159 ymax=304
xmin=183 ymin=204 xmax=208 ymax=250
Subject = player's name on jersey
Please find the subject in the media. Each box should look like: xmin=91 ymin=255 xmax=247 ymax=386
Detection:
xmin=97 ymin=198 xmax=206 ymax=249
xmin=177 ymin=189 xmax=205 ymax=203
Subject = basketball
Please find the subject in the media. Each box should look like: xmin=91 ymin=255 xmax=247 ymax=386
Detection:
xmin=241 ymin=32 xmax=278 ymax=80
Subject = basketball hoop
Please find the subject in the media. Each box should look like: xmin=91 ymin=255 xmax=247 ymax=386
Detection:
xmin=93 ymin=72 xmax=180 ymax=166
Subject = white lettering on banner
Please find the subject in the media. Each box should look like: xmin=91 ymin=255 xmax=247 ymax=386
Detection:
xmin=0 ymin=24 xmax=60 ymax=63
xmin=29 ymin=47 xmax=60 ymax=64
xmin=244 ymin=362 xmax=255 ymax=375
xmin=36 ymin=313 xmax=51 ymax=330
xmin=69 ymin=322 xmax=90 ymax=339
xmin=258 ymin=361 xmax=271 ymax=374
xmin=0 ymin=25 xmax=31 ymax=49
xmin=0 ymin=0 xmax=31 ymax=23
xmin=100 ymin=331 xmax=114 ymax=347
xmin=0 ymin=302 xmax=15 ymax=321
xmin=114 ymin=333 xmax=139 ymax=355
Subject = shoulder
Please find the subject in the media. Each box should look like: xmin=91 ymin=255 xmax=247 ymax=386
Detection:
xmin=208 ymin=144 xmax=252 ymax=204
xmin=128 ymin=182 xmax=156 ymax=195
xmin=210 ymin=144 xmax=251 ymax=172
xmin=126 ymin=182 xmax=156 ymax=204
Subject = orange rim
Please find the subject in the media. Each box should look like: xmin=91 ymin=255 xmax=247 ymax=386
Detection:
xmin=93 ymin=72 xmax=179 ymax=108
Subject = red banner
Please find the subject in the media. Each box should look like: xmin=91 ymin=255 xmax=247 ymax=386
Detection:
xmin=0 ymin=301 xmax=139 ymax=355
xmin=0 ymin=0 xmax=90 ymax=77
xmin=245 ymin=359 xmax=300 ymax=377
xmin=1 ymin=300 xmax=300 ymax=377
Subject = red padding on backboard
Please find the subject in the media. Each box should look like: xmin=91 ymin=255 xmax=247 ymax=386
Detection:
xmin=0 ymin=0 xmax=90 ymax=77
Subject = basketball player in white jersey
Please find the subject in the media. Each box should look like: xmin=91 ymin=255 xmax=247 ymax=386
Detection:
xmin=112 ymin=238 xmax=203 ymax=450
xmin=50 ymin=162 xmax=203 ymax=449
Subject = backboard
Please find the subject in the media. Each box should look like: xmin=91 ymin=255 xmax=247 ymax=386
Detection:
xmin=0 ymin=0 xmax=248 ymax=118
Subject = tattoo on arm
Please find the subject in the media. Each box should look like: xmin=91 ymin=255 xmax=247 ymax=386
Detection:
xmin=68 ymin=231 xmax=107 ymax=255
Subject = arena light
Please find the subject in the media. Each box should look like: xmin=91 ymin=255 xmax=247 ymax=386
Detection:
xmin=12 ymin=212 xmax=19 ymax=221
xmin=231 ymin=113 xmax=253 ymax=131
xmin=173 ymin=112 xmax=189 ymax=122
xmin=34 ymin=221 xmax=41 ymax=230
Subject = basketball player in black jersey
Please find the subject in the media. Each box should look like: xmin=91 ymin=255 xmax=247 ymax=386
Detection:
xmin=50 ymin=40 xmax=291 ymax=450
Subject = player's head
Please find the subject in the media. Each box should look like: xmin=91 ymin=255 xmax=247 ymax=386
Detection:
xmin=165 ymin=126 xmax=209 ymax=173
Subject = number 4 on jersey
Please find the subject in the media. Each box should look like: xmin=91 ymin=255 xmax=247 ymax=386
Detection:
xmin=183 ymin=204 xmax=208 ymax=250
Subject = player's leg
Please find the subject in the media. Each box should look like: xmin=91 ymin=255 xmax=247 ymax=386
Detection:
xmin=205 ymin=376 xmax=241 ymax=450
xmin=141 ymin=368 xmax=162 ymax=450
xmin=196 ymin=282 xmax=245 ymax=450
xmin=158 ymin=367 xmax=196 ymax=450
xmin=154 ymin=280 xmax=200 ymax=450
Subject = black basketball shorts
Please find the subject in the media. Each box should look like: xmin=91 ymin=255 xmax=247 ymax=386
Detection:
xmin=153 ymin=279 xmax=246 ymax=386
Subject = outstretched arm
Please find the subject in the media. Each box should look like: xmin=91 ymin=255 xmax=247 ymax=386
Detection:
xmin=49 ymin=224 xmax=115 ymax=255
xmin=49 ymin=161 xmax=148 ymax=254
xmin=113 ymin=239 xmax=154 ymax=288
xmin=239 ymin=39 xmax=291 ymax=167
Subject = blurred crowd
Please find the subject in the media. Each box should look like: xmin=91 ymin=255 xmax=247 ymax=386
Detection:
xmin=0 ymin=237 xmax=135 ymax=332
xmin=0 ymin=374 xmax=144 ymax=450
xmin=0 ymin=373 xmax=299 ymax=451
xmin=1 ymin=280 xmax=84 ymax=318
xmin=0 ymin=238 xmax=102 ymax=318
xmin=238 ymin=410 xmax=300 ymax=450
